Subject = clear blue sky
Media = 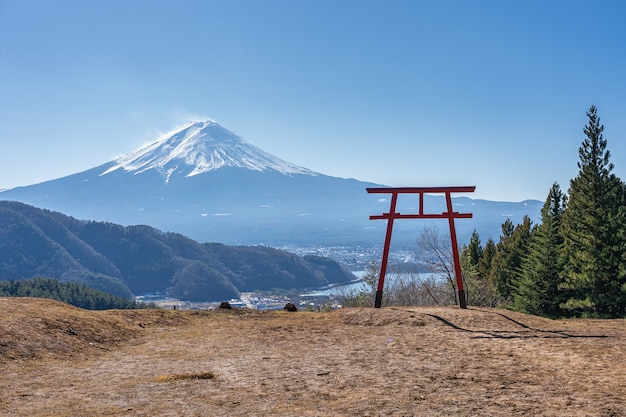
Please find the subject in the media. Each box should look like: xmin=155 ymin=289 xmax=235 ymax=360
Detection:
xmin=1 ymin=0 xmax=625 ymax=202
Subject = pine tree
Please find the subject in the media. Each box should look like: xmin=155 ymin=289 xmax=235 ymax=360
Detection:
xmin=478 ymin=238 xmax=496 ymax=280
xmin=514 ymin=183 xmax=566 ymax=317
xmin=560 ymin=106 xmax=626 ymax=318
xmin=460 ymin=233 xmax=502 ymax=307
xmin=490 ymin=216 xmax=534 ymax=300
xmin=466 ymin=230 xmax=483 ymax=266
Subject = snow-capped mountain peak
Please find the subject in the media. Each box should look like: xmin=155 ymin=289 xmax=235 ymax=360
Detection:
xmin=101 ymin=120 xmax=317 ymax=182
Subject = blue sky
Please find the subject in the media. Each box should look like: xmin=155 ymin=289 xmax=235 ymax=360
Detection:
xmin=1 ymin=0 xmax=625 ymax=202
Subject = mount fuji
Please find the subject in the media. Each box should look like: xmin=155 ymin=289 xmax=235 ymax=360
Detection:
xmin=1 ymin=120 xmax=541 ymax=248
xmin=101 ymin=120 xmax=318 ymax=180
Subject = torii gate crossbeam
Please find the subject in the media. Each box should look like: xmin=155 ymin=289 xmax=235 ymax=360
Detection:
xmin=367 ymin=186 xmax=475 ymax=309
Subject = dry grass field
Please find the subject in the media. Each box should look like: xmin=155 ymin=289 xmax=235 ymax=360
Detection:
xmin=0 ymin=297 xmax=624 ymax=417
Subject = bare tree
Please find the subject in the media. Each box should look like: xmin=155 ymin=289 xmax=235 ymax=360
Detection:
xmin=416 ymin=225 xmax=458 ymax=305
xmin=385 ymin=265 xmax=450 ymax=306
xmin=337 ymin=227 xmax=463 ymax=308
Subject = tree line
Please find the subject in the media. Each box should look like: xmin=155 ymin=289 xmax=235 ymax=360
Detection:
xmin=0 ymin=277 xmax=155 ymax=310
xmin=340 ymin=106 xmax=625 ymax=319
xmin=461 ymin=106 xmax=625 ymax=318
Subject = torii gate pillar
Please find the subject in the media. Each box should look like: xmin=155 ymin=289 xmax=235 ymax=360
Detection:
xmin=367 ymin=186 xmax=475 ymax=309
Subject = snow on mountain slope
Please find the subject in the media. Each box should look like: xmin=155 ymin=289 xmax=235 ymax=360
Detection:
xmin=101 ymin=120 xmax=317 ymax=182
xmin=0 ymin=118 xmax=543 ymax=247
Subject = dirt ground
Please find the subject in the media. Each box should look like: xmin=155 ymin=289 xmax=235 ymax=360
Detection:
xmin=0 ymin=297 xmax=624 ymax=417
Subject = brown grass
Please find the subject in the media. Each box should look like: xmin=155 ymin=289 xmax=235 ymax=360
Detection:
xmin=155 ymin=372 xmax=216 ymax=382
xmin=0 ymin=297 xmax=624 ymax=416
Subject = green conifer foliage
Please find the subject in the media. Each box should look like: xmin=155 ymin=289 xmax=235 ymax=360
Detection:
xmin=466 ymin=230 xmax=483 ymax=266
xmin=560 ymin=106 xmax=626 ymax=318
xmin=460 ymin=232 xmax=502 ymax=307
xmin=514 ymin=183 xmax=566 ymax=317
xmin=477 ymin=238 xmax=496 ymax=281
xmin=490 ymin=216 xmax=534 ymax=300
xmin=0 ymin=277 xmax=153 ymax=310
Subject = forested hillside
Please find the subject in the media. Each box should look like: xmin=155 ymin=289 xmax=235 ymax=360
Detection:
xmin=0 ymin=202 xmax=355 ymax=301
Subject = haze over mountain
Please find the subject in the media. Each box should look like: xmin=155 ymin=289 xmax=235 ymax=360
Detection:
xmin=0 ymin=120 xmax=542 ymax=248
xmin=0 ymin=200 xmax=355 ymax=301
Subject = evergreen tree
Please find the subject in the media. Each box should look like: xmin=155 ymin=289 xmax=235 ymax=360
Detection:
xmin=460 ymin=232 xmax=502 ymax=307
xmin=514 ymin=183 xmax=566 ymax=317
xmin=489 ymin=216 xmax=534 ymax=300
xmin=466 ymin=230 xmax=483 ymax=266
xmin=478 ymin=237 xmax=496 ymax=280
xmin=0 ymin=277 xmax=154 ymax=310
xmin=560 ymin=106 xmax=626 ymax=318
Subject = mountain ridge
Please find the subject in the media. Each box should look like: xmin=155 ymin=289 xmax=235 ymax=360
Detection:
xmin=0 ymin=120 xmax=543 ymax=247
xmin=0 ymin=200 xmax=356 ymax=300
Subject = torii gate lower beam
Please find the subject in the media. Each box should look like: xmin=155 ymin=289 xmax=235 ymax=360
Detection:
xmin=367 ymin=186 xmax=475 ymax=309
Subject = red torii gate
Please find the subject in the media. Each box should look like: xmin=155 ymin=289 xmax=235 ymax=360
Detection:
xmin=367 ymin=186 xmax=475 ymax=309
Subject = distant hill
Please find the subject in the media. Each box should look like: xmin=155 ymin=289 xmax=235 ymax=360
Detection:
xmin=0 ymin=120 xmax=542 ymax=247
xmin=0 ymin=201 xmax=356 ymax=301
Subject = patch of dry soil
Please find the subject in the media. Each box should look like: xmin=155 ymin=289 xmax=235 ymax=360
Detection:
xmin=0 ymin=298 xmax=624 ymax=416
